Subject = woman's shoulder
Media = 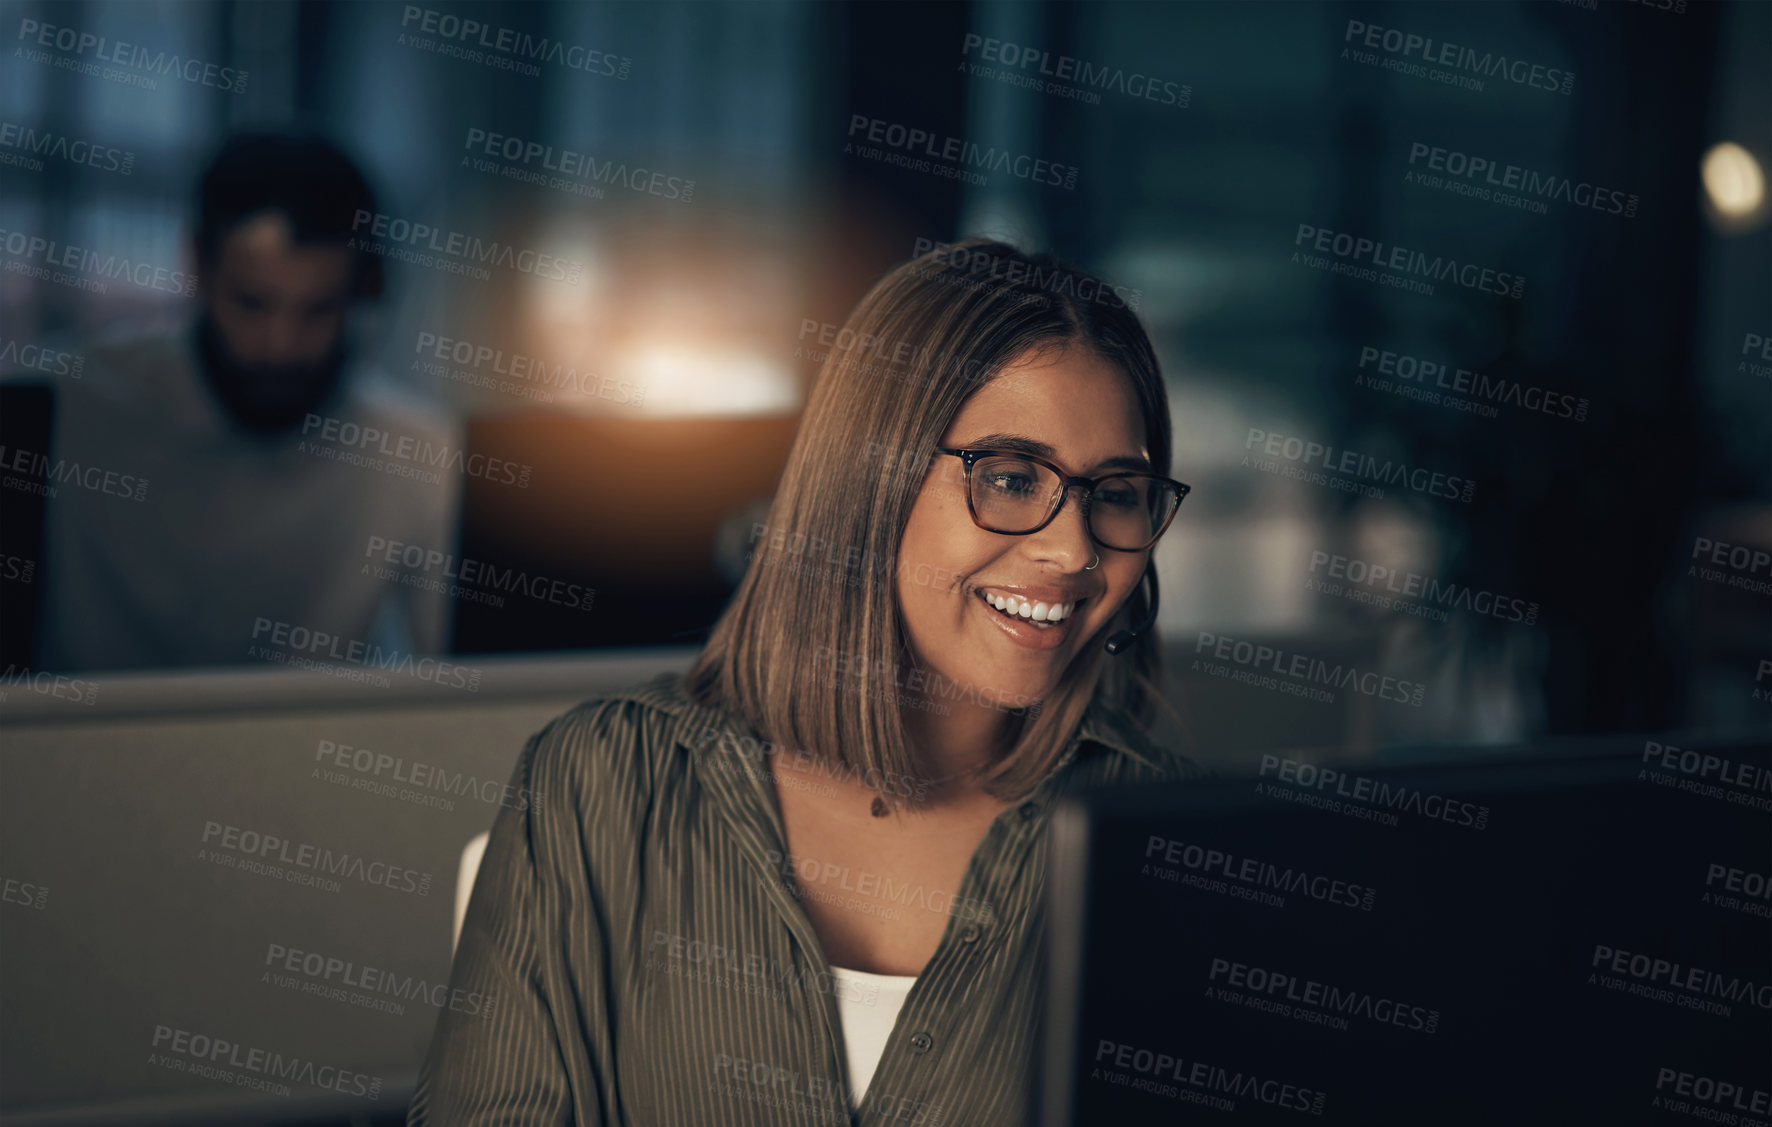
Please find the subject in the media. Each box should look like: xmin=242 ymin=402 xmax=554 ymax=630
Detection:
xmin=519 ymin=670 xmax=724 ymax=800
xmin=1078 ymin=697 xmax=1208 ymax=783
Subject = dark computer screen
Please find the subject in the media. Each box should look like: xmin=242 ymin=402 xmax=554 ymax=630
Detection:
xmin=1043 ymin=737 xmax=1771 ymax=1125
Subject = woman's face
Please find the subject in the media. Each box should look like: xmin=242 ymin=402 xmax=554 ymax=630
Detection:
xmin=895 ymin=345 xmax=1153 ymax=712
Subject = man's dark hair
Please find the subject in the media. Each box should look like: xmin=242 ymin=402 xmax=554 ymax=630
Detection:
xmin=194 ymin=131 xmax=383 ymax=297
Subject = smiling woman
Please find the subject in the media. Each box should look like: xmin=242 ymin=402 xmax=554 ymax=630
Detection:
xmin=688 ymin=236 xmax=1188 ymax=803
xmin=409 ymin=238 xmax=1200 ymax=1127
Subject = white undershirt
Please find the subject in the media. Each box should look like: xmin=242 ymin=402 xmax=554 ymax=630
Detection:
xmin=828 ymin=965 xmax=918 ymax=1104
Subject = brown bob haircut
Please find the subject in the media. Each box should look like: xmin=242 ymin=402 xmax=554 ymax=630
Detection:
xmin=685 ymin=237 xmax=1178 ymax=805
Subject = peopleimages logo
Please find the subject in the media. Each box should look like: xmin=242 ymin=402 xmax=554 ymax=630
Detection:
xmin=0 ymin=553 xmax=34 ymax=585
xmin=1639 ymin=740 xmax=1772 ymax=811
xmin=697 ymin=725 xmax=935 ymax=804
xmin=1688 ymin=536 xmax=1772 ymax=597
xmin=958 ymin=33 xmax=1190 ymax=109
xmin=149 ymin=1025 xmax=379 ymax=1100
xmin=397 ymin=6 xmax=630 ymax=79
xmin=1092 ymin=1040 xmax=1328 ymax=1115
xmin=1292 ymin=223 xmax=1525 ymax=300
xmin=1355 ymin=345 xmax=1589 ymax=423
xmin=1307 ymin=550 xmax=1540 ymax=626
xmin=1207 ymin=957 xmax=1441 ymax=1034
xmin=299 ymin=413 xmax=532 ymax=489
xmin=348 ymin=210 xmax=583 ymax=284
xmin=461 ymin=127 xmax=693 ymax=202
xmin=314 ymin=737 xmax=541 ymax=813
xmin=15 ymin=18 xmax=248 ymax=92
xmin=1704 ymin=862 xmax=1771 ymax=918
xmin=647 ymin=930 xmax=887 ymax=1007
xmin=797 ymin=318 xmax=1002 ymax=387
xmin=199 ymin=820 xmax=433 ymax=897
xmin=1405 ymin=142 xmax=1638 ymax=218
xmin=1589 ymin=942 xmax=1772 ymax=1015
xmin=812 ymin=644 xmax=1039 ymax=718
xmin=709 ymin=1054 xmax=845 ymax=1122
xmin=1653 ymin=1069 xmax=1771 ymax=1118
xmin=0 ymin=121 xmax=133 ymax=175
xmin=1341 ymin=19 xmax=1573 ymax=95
xmin=0 ymin=228 xmax=196 ymax=297
xmin=0 ymin=665 xmax=98 ymax=707
xmin=0 ymin=335 xmax=84 ymax=377
xmin=263 ymin=941 xmax=495 ymax=1018
xmin=0 ymin=443 xmax=148 ymax=502
xmin=1 ymin=877 xmax=49 ymax=910
xmin=1192 ymin=632 xmax=1426 ymax=709
xmin=846 ymin=115 xmax=1078 ymax=189
xmin=763 ymin=847 xmax=998 ymax=925
xmin=1258 ymin=755 xmax=1491 ymax=829
xmin=248 ymin=616 xmax=484 ymax=692
xmin=362 ymin=535 xmax=595 ymax=613
xmin=1739 ymin=331 xmax=1771 ymax=379
xmin=1143 ymin=832 xmax=1377 ymax=911
xmin=911 ymin=237 xmax=1142 ymax=312
xmin=413 ymin=332 xmax=645 ymax=406
xmin=1244 ymin=427 xmax=1476 ymax=504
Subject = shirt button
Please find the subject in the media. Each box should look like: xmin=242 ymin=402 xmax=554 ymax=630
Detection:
xmin=910 ymin=1031 xmax=935 ymax=1053
xmin=1019 ymin=803 xmax=1039 ymax=820
xmin=960 ymin=924 xmax=981 ymax=943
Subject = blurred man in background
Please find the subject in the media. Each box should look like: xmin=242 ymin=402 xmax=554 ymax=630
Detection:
xmin=32 ymin=131 xmax=461 ymax=672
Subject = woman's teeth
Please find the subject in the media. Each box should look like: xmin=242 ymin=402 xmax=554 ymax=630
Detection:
xmin=981 ymin=591 xmax=1075 ymax=628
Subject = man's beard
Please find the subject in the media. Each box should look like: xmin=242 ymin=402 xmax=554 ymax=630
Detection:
xmin=194 ymin=315 xmax=351 ymax=436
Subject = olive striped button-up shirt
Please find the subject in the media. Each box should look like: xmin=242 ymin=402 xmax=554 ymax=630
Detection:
xmin=407 ymin=671 xmax=1199 ymax=1127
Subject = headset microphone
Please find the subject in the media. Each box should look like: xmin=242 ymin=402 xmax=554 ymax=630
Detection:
xmin=1104 ymin=563 xmax=1159 ymax=656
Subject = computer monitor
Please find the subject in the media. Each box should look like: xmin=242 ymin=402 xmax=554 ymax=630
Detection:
xmin=0 ymin=648 xmax=694 ymax=1125
xmin=1040 ymin=733 xmax=1771 ymax=1126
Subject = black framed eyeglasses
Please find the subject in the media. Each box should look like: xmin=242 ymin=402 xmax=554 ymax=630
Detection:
xmin=933 ymin=447 xmax=1190 ymax=552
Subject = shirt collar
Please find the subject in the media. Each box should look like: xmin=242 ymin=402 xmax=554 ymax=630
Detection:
xmin=1073 ymin=696 xmax=1172 ymax=772
xmin=649 ymin=671 xmax=1172 ymax=775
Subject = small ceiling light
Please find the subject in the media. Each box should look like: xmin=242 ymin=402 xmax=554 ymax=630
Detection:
xmin=1701 ymin=142 xmax=1766 ymax=231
